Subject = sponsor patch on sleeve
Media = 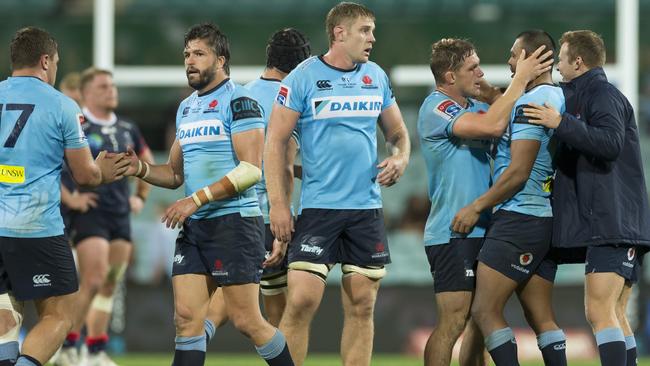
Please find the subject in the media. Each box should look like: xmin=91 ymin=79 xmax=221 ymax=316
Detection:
xmin=433 ymin=99 xmax=462 ymax=120
xmin=276 ymin=85 xmax=291 ymax=106
xmin=230 ymin=97 xmax=262 ymax=121
xmin=513 ymin=104 xmax=533 ymax=124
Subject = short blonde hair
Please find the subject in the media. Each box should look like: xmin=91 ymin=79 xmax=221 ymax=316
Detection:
xmin=326 ymin=2 xmax=375 ymax=44
xmin=80 ymin=67 xmax=112 ymax=91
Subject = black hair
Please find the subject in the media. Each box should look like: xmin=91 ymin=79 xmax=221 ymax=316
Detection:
xmin=516 ymin=29 xmax=556 ymax=63
xmin=184 ymin=23 xmax=230 ymax=75
xmin=266 ymin=28 xmax=311 ymax=74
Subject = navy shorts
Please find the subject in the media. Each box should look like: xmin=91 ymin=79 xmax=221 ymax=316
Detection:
xmin=288 ymin=208 xmax=390 ymax=267
xmin=425 ymin=237 xmax=483 ymax=293
xmin=0 ymin=236 xmax=78 ymax=301
xmin=478 ymin=210 xmax=553 ymax=284
xmin=586 ymin=245 xmax=639 ymax=282
xmin=172 ymin=214 xmax=265 ymax=286
xmin=70 ymin=209 xmax=131 ymax=245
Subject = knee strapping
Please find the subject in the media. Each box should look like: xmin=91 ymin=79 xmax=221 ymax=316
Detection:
xmin=341 ymin=264 xmax=386 ymax=280
xmin=0 ymin=294 xmax=23 ymax=343
xmin=91 ymin=294 xmax=114 ymax=313
xmin=106 ymin=263 xmax=128 ymax=284
xmin=288 ymin=262 xmax=333 ymax=283
xmin=260 ymin=271 xmax=287 ymax=296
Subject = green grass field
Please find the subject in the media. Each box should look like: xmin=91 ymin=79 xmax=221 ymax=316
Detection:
xmin=92 ymin=354 xmax=650 ymax=366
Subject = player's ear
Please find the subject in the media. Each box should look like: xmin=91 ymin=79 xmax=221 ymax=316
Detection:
xmin=574 ymin=56 xmax=583 ymax=70
xmin=333 ymin=24 xmax=346 ymax=42
xmin=216 ymin=55 xmax=226 ymax=70
xmin=40 ymin=54 xmax=50 ymax=71
xmin=444 ymin=70 xmax=456 ymax=85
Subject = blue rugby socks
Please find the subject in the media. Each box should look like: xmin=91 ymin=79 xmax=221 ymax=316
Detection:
xmin=595 ymin=327 xmax=626 ymax=366
xmin=625 ymin=335 xmax=637 ymax=366
xmin=537 ymin=329 xmax=567 ymax=366
xmin=0 ymin=341 xmax=18 ymax=365
xmin=204 ymin=319 xmax=216 ymax=344
xmin=15 ymin=355 xmax=41 ymax=366
xmin=255 ymin=329 xmax=294 ymax=366
xmin=485 ymin=327 xmax=519 ymax=366
xmin=172 ymin=334 xmax=206 ymax=366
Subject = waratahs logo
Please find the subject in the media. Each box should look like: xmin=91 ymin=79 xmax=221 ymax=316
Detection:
xmin=312 ymin=95 xmax=383 ymax=120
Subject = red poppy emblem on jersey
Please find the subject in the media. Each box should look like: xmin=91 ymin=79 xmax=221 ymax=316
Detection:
xmin=209 ymin=99 xmax=218 ymax=108
xmin=376 ymin=242 xmax=385 ymax=252
xmin=519 ymin=253 xmax=533 ymax=266
xmin=214 ymin=259 xmax=223 ymax=270
xmin=362 ymin=75 xmax=373 ymax=85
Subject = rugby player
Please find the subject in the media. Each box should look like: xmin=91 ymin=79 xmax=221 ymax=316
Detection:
xmin=124 ymin=23 xmax=293 ymax=366
xmin=57 ymin=67 xmax=154 ymax=366
xmin=452 ymin=30 xmax=567 ymax=365
xmin=243 ymin=27 xmax=310 ymax=327
xmin=58 ymin=72 xmax=99 ymax=226
xmin=202 ymin=27 xmax=311 ymax=345
xmin=264 ymin=3 xmax=410 ymax=365
xmin=417 ymin=39 xmax=552 ymax=366
xmin=524 ymin=30 xmax=650 ymax=366
xmin=0 ymin=27 xmax=128 ymax=366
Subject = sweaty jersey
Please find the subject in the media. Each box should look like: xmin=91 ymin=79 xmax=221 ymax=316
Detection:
xmin=276 ymin=56 xmax=395 ymax=211
xmin=177 ymin=78 xmax=264 ymax=219
xmin=494 ymin=84 xmax=565 ymax=217
xmin=76 ymin=108 xmax=148 ymax=215
xmin=245 ymin=77 xmax=300 ymax=224
xmin=417 ymin=91 xmax=492 ymax=246
xmin=0 ymin=77 xmax=87 ymax=237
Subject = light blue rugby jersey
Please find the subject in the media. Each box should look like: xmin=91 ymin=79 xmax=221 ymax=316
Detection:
xmin=494 ymin=84 xmax=565 ymax=217
xmin=276 ymin=56 xmax=395 ymax=211
xmin=417 ymin=91 xmax=492 ymax=246
xmin=176 ymin=78 xmax=265 ymax=219
xmin=0 ymin=76 xmax=87 ymax=237
xmin=245 ymin=77 xmax=299 ymax=224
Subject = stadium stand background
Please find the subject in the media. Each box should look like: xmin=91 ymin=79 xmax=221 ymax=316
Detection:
xmin=3 ymin=0 xmax=650 ymax=359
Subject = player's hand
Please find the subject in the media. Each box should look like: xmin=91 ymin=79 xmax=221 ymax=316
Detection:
xmin=162 ymin=196 xmax=198 ymax=229
xmin=377 ymin=154 xmax=408 ymax=187
xmin=123 ymin=148 xmax=142 ymax=177
xmin=129 ymin=195 xmax=145 ymax=214
xmin=523 ymin=103 xmax=562 ymax=129
xmin=513 ymin=46 xmax=554 ymax=84
xmin=67 ymin=191 xmax=99 ymax=213
xmin=96 ymin=151 xmax=130 ymax=183
xmin=269 ymin=204 xmax=294 ymax=243
xmin=477 ymin=78 xmax=502 ymax=105
xmin=451 ymin=203 xmax=481 ymax=234
xmin=263 ymin=239 xmax=289 ymax=268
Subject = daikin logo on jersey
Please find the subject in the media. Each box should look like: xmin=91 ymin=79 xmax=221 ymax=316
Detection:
xmin=311 ymin=95 xmax=383 ymax=119
xmin=177 ymin=119 xmax=227 ymax=145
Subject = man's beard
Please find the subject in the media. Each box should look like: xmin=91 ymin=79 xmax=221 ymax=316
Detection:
xmin=187 ymin=66 xmax=217 ymax=91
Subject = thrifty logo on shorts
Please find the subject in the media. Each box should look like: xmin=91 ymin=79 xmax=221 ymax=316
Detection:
xmin=0 ymin=165 xmax=25 ymax=184
xmin=173 ymin=255 xmax=185 ymax=265
xmin=300 ymin=244 xmax=323 ymax=256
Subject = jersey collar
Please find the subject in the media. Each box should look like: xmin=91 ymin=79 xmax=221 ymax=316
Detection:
xmin=317 ymin=55 xmax=359 ymax=73
xmin=82 ymin=107 xmax=117 ymax=126
xmin=197 ymin=78 xmax=231 ymax=97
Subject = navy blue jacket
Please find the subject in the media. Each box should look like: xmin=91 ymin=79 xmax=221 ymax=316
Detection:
xmin=552 ymin=67 xmax=650 ymax=249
